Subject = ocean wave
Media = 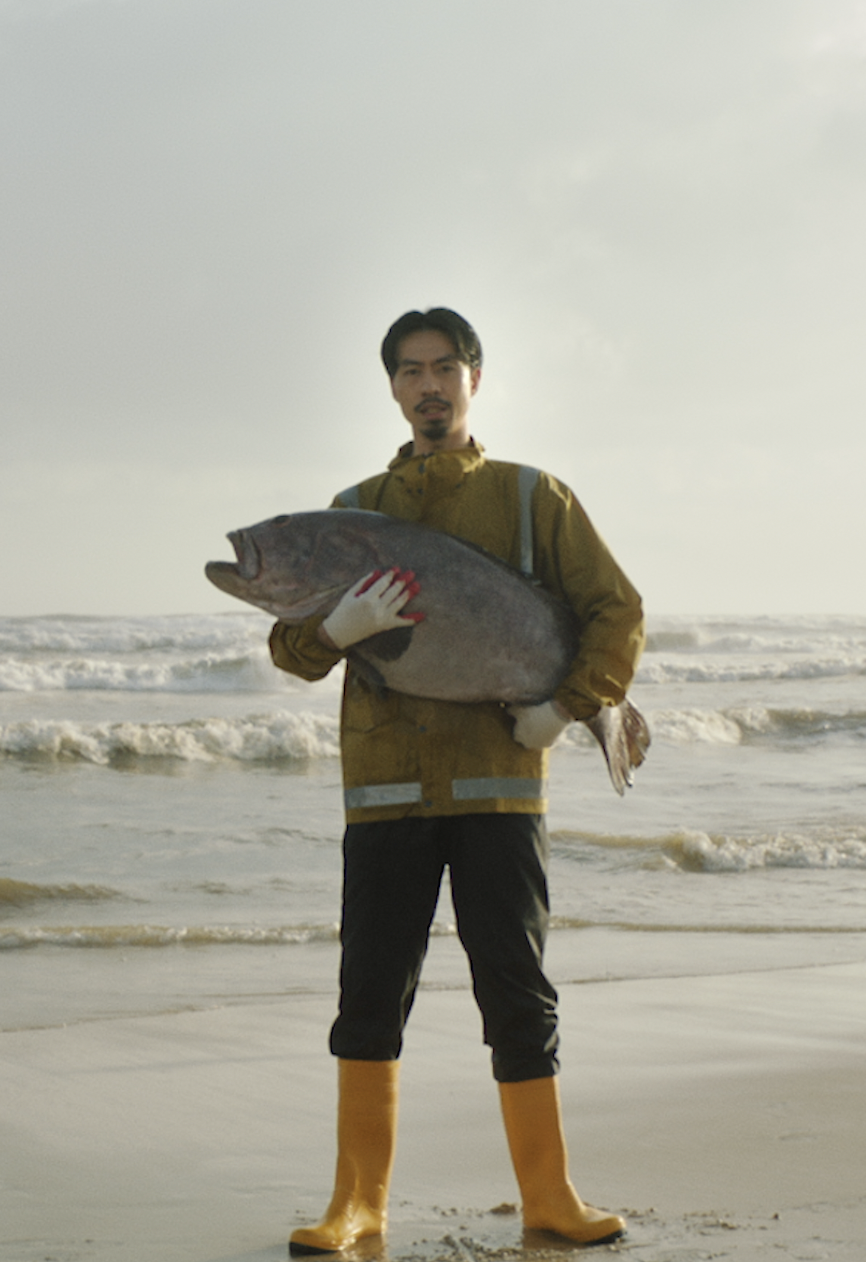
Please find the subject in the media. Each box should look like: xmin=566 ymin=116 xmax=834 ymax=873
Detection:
xmin=4 ymin=613 xmax=866 ymax=693
xmin=552 ymin=825 xmax=866 ymax=872
xmin=0 ymin=612 xmax=299 ymax=694
xmin=645 ymin=706 xmax=866 ymax=745
xmin=639 ymin=616 xmax=866 ymax=686
xmin=4 ymin=913 xmax=861 ymax=953
xmin=638 ymin=655 xmax=866 ymax=685
xmin=0 ymin=919 xmax=459 ymax=952
xmin=644 ymin=615 xmax=866 ymax=658
xmin=0 ymin=612 xmax=269 ymax=656
xmin=0 ymin=878 xmax=122 ymax=908
xmin=548 ymin=915 xmax=866 ymax=935
xmin=7 ymin=648 xmax=860 ymax=692
xmin=0 ymin=649 xmax=288 ymax=693
xmin=558 ymin=704 xmax=866 ymax=748
xmin=3 ymin=704 xmax=860 ymax=766
xmin=639 ymin=708 xmax=741 ymax=745
xmin=0 ymin=923 xmax=340 ymax=950
xmin=730 ymin=706 xmax=866 ymax=740
xmin=666 ymin=828 xmax=866 ymax=872
xmin=8 ymin=613 xmax=862 ymax=660
xmin=0 ymin=710 xmax=341 ymax=765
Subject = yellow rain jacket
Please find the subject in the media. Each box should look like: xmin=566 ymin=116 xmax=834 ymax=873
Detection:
xmin=269 ymin=442 xmax=644 ymax=823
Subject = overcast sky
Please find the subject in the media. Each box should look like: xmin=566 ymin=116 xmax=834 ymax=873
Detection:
xmin=2 ymin=0 xmax=865 ymax=617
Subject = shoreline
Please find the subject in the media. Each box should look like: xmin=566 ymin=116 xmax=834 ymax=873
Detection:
xmin=5 ymin=924 xmax=866 ymax=1034
xmin=2 ymin=959 xmax=865 ymax=1260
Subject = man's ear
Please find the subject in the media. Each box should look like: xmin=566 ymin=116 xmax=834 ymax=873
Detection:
xmin=470 ymin=367 xmax=482 ymax=396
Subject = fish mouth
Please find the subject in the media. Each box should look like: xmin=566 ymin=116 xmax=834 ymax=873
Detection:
xmin=204 ymin=530 xmax=262 ymax=594
xmin=227 ymin=529 xmax=261 ymax=580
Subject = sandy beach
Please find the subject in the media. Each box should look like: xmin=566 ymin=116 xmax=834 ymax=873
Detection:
xmin=2 ymin=942 xmax=864 ymax=1262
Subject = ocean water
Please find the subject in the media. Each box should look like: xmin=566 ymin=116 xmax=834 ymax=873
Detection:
xmin=2 ymin=611 xmax=865 ymax=1032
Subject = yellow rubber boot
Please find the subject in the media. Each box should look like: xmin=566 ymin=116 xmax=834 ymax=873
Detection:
xmin=498 ymin=1076 xmax=625 ymax=1246
xmin=290 ymin=1059 xmax=399 ymax=1256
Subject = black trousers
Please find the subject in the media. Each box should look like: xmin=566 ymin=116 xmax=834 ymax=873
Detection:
xmin=329 ymin=813 xmax=560 ymax=1082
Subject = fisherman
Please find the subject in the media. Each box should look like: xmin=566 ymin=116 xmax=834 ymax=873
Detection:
xmin=269 ymin=308 xmax=645 ymax=1254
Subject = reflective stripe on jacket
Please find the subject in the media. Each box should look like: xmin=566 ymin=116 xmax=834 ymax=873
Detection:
xmin=268 ymin=441 xmax=645 ymax=822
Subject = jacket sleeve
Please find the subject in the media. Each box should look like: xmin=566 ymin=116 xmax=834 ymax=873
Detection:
xmin=531 ymin=473 xmax=645 ymax=721
xmin=269 ymin=616 xmax=344 ymax=683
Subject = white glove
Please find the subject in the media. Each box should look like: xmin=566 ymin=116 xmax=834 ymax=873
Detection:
xmin=322 ymin=568 xmax=423 ymax=650
xmin=507 ymin=699 xmax=572 ymax=749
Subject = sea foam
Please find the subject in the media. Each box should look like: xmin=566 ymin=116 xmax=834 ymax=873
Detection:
xmin=666 ymin=828 xmax=866 ymax=872
xmin=0 ymin=710 xmax=340 ymax=764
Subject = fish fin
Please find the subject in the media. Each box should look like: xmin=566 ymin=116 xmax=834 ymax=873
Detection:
xmin=361 ymin=625 xmax=415 ymax=662
xmin=583 ymin=699 xmax=651 ymax=795
xmin=622 ymin=697 xmax=652 ymax=765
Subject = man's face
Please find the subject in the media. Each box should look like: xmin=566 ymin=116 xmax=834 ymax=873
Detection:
xmin=389 ymin=329 xmax=481 ymax=451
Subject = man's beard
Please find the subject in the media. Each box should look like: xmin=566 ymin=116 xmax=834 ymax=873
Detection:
xmin=418 ymin=416 xmax=449 ymax=440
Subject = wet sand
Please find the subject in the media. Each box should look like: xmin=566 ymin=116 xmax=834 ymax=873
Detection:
xmin=1 ymin=957 xmax=865 ymax=1261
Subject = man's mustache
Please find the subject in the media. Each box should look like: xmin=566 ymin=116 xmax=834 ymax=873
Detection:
xmin=414 ymin=398 xmax=450 ymax=414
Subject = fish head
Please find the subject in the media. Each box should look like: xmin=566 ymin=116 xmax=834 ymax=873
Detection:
xmin=205 ymin=510 xmax=383 ymax=621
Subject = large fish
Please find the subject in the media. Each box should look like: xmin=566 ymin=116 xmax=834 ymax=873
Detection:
xmin=205 ymin=509 xmax=649 ymax=793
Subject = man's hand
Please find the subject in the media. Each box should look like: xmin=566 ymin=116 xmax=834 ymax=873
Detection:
xmin=320 ymin=568 xmax=423 ymax=651
xmin=507 ymin=699 xmax=572 ymax=749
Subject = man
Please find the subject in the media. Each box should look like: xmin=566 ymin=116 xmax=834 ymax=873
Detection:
xmin=270 ymin=308 xmax=645 ymax=1254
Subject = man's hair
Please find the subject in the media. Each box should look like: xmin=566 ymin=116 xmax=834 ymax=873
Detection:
xmin=380 ymin=308 xmax=483 ymax=379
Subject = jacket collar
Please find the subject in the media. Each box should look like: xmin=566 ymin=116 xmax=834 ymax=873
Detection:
xmin=387 ymin=439 xmax=486 ymax=477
